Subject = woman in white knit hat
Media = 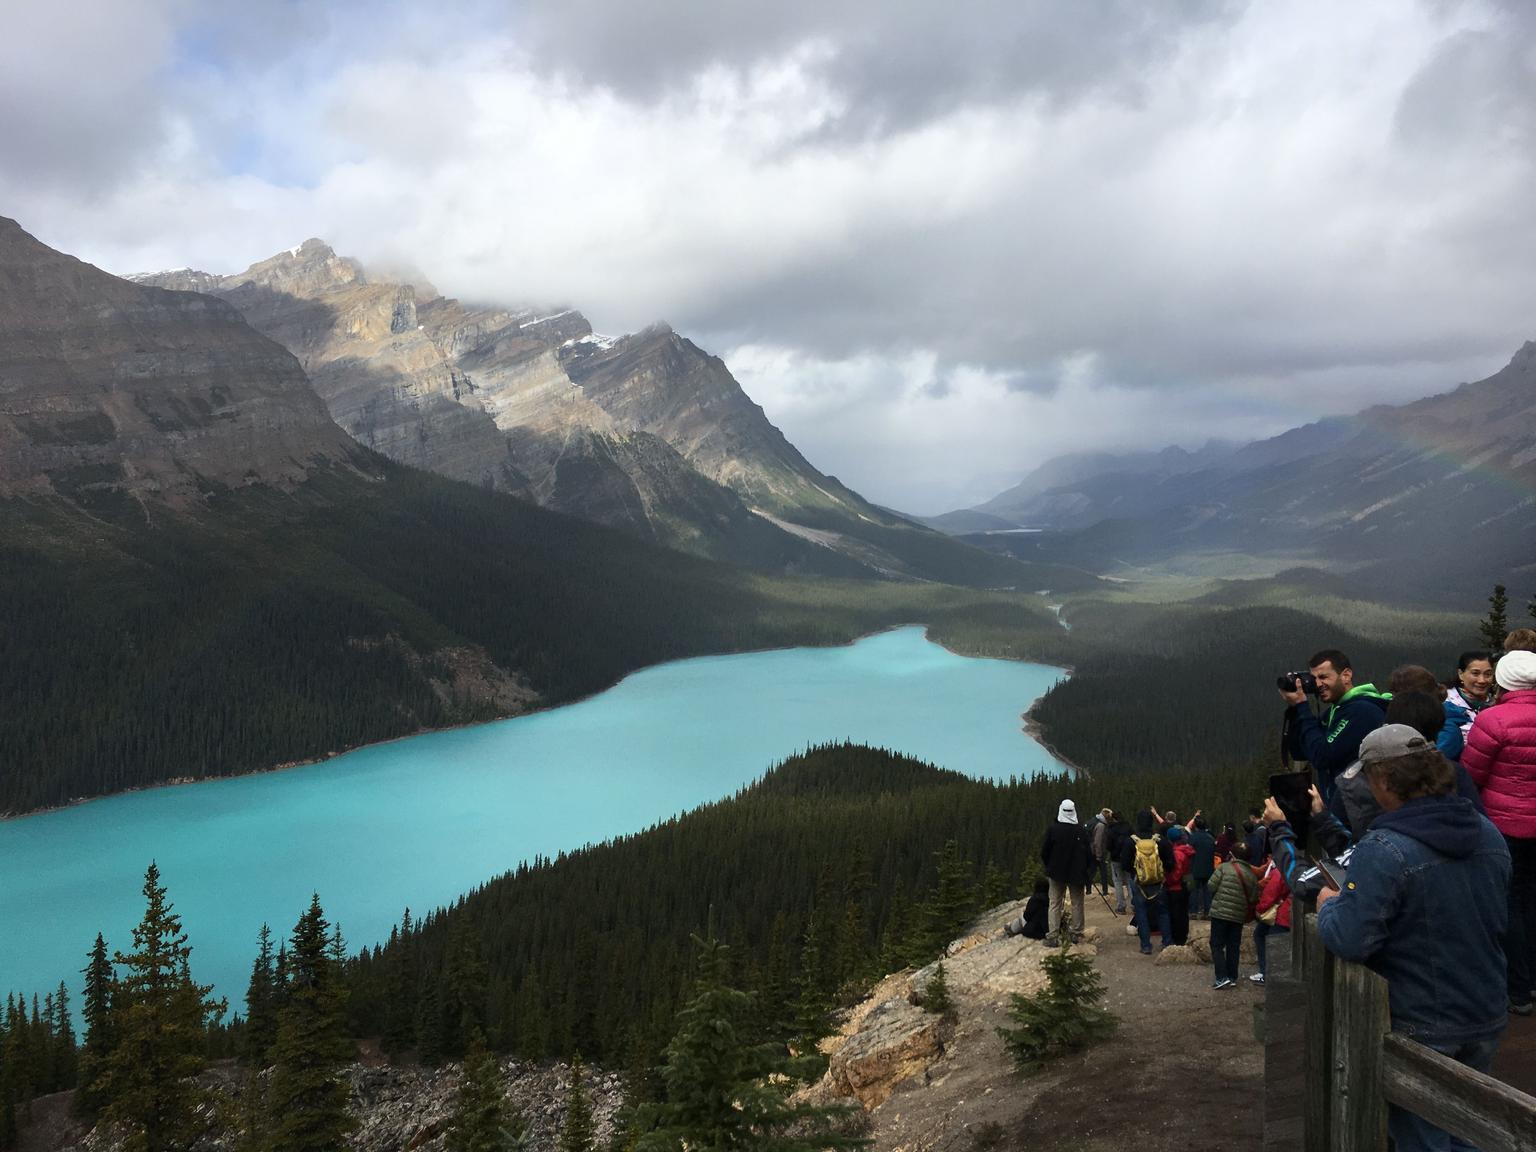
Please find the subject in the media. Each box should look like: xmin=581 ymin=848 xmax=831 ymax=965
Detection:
xmin=1463 ymin=647 xmax=1536 ymax=1012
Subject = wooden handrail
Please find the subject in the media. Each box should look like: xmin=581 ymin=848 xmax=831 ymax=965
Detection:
xmin=1286 ymin=912 xmax=1536 ymax=1152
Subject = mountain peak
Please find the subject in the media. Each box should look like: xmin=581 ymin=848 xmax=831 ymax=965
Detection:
xmin=0 ymin=218 xmax=358 ymax=505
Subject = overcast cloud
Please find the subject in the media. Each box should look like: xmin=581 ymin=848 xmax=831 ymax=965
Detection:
xmin=3 ymin=0 xmax=1533 ymax=512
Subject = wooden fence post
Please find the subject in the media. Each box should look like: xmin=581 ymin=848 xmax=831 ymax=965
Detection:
xmin=1329 ymin=956 xmax=1389 ymax=1150
xmin=1302 ymin=914 xmax=1333 ymax=1152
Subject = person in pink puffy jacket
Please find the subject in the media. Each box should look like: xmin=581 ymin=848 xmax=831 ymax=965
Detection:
xmin=1462 ymin=648 xmax=1536 ymax=1013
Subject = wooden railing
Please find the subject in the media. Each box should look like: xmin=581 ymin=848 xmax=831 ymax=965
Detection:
xmin=1284 ymin=911 xmax=1536 ymax=1152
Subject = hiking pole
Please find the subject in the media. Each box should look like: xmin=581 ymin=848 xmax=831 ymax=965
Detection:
xmin=1098 ymin=887 xmax=1120 ymax=917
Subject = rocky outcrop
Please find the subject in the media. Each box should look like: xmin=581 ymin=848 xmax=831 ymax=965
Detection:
xmin=816 ymin=903 xmax=1098 ymax=1110
xmin=0 ymin=219 xmax=362 ymax=508
xmin=54 ymin=1057 xmax=622 ymax=1152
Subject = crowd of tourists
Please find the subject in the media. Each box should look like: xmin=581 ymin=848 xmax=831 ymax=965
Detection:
xmin=1006 ymin=633 xmax=1536 ymax=1152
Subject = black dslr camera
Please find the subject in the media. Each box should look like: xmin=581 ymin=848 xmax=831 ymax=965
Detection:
xmin=1277 ymin=670 xmax=1319 ymax=695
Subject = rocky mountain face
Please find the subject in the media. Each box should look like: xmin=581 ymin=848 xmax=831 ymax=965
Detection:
xmin=132 ymin=245 xmax=881 ymax=573
xmin=955 ymin=346 xmax=1536 ymax=601
xmin=134 ymin=242 xmax=1018 ymax=583
xmin=0 ymin=220 xmax=361 ymax=508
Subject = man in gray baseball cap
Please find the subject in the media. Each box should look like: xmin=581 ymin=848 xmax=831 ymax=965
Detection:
xmin=1315 ymin=723 xmax=1509 ymax=1150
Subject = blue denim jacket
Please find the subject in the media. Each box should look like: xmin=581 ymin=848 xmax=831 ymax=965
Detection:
xmin=1316 ymin=795 xmax=1509 ymax=1045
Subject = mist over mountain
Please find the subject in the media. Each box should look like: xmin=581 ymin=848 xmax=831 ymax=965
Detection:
xmin=944 ymin=344 xmax=1536 ymax=601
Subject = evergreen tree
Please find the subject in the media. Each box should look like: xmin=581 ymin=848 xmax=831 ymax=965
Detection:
xmin=380 ymin=910 xmax=417 ymax=1058
xmin=445 ymin=919 xmax=489 ymax=1059
xmin=636 ymin=937 xmax=863 ymax=1152
xmin=266 ymin=895 xmax=354 ymax=1152
xmin=1481 ymin=584 xmax=1510 ymax=651
xmin=915 ymin=841 xmax=977 ymax=960
xmin=52 ymin=983 xmax=77 ymax=1092
xmin=557 ymin=1055 xmax=596 ymax=1152
xmin=75 ymin=933 xmax=115 ymax=1119
xmin=921 ymin=962 xmax=953 ymax=1017
xmin=792 ymin=920 xmax=833 ymax=1058
xmin=243 ymin=924 xmax=278 ymax=1069
xmin=998 ymin=948 xmax=1116 ymax=1073
xmin=447 ymin=1030 xmax=522 ymax=1152
xmin=101 ymin=862 xmax=227 ymax=1152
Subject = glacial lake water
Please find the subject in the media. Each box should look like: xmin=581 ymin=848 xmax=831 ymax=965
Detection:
xmin=0 ymin=627 xmax=1066 ymax=1004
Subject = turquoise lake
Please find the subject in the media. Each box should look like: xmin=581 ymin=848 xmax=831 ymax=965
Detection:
xmin=1 ymin=627 xmax=1066 ymax=1004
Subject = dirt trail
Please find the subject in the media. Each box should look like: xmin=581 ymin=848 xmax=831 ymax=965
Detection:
xmin=867 ymin=898 xmax=1265 ymax=1152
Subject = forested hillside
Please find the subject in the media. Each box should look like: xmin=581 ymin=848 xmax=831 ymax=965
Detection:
xmin=340 ymin=743 xmax=1267 ymax=1069
xmin=1026 ymin=586 xmax=1475 ymax=776
xmin=0 ymin=470 xmax=1075 ymax=815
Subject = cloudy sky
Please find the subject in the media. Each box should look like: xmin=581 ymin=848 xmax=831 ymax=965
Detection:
xmin=4 ymin=0 xmax=1534 ymax=512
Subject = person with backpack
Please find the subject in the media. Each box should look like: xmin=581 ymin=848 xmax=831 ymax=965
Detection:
xmin=1207 ymin=841 xmax=1261 ymax=988
xmin=1119 ymin=808 xmax=1174 ymax=954
xmin=1040 ymin=799 xmax=1094 ymax=947
xmin=1104 ymin=809 xmax=1134 ymax=914
xmin=1165 ymin=825 xmax=1195 ymax=945
xmin=1251 ymin=857 xmax=1293 ymax=985
xmin=1187 ymin=817 xmax=1217 ymax=919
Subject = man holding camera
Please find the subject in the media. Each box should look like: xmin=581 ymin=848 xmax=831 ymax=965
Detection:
xmin=1278 ymin=648 xmax=1389 ymax=802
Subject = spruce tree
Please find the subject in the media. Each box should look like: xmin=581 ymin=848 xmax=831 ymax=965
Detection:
xmin=916 ymin=841 xmax=977 ymax=960
xmin=380 ymin=910 xmax=417 ymax=1058
xmin=243 ymin=924 xmax=278 ymax=1069
xmin=101 ymin=862 xmax=226 ymax=1152
xmin=997 ymin=948 xmax=1116 ymax=1073
xmin=637 ymin=937 xmax=863 ymax=1152
xmin=921 ymin=962 xmax=953 ymax=1016
xmin=1481 ymin=584 xmax=1510 ymax=651
xmin=52 ymin=983 xmax=77 ymax=1092
xmin=75 ymin=933 xmax=115 ymax=1119
xmin=447 ymin=1030 xmax=522 ymax=1152
xmin=266 ymin=895 xmax=355 ymax=1152
xmin=558 ymin=1055 xmax=596 ymax=1152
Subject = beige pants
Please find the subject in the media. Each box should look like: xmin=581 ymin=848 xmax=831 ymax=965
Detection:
xmin=1048 ymin=879 xmax=1086 ymax=939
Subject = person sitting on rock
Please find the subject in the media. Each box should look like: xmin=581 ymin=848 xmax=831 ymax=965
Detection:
xmin=1040 ymin=799 xmax=1094 ymax=947
xmin=1004 ymin=878 xmax=1049 ymax=940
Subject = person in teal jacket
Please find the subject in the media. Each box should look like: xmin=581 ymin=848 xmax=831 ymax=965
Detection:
xmin=1281 ymin=648 xmax=1388 ymax=802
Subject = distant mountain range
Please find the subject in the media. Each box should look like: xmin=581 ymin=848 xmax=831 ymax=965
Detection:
xmin=132 ymin=243 xmax=1015 ymax=585
xmin=932 ymin=348 xmax=1536 ymax=601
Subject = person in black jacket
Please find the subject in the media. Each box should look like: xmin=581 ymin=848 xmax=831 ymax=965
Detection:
xmin=1004 ymin=878 xmax=1050 ymax=940
xmin=1041 ymin=799 xmax=1094 ymax=947
xmin=1105 ymin=810 xmax=1134 ymax=914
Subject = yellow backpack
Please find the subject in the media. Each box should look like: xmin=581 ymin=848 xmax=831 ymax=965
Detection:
xmin=1133 ymin=835 xmax=1164 ymax=887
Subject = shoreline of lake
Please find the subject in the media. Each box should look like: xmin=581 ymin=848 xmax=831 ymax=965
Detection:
xmin=2 ymin=622 xmax=1068 ymax=823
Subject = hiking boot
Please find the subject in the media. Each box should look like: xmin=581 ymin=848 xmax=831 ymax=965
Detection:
xmin=1216 ymin=979 xmax=1236 ymax=990
xmin=1511 ymin=999 xmax=1534 ymax=1017
xmin=1141 ymin=946 xmax=1153 ymax=955
xmin=1043 ymin=936 xmax=1061 ymax=948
